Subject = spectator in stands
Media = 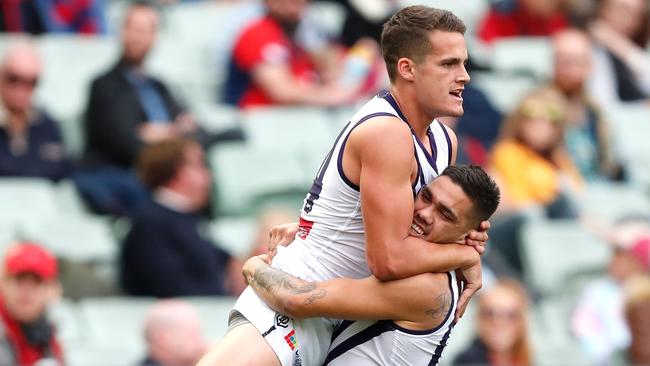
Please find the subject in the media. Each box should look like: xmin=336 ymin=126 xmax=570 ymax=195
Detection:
xmin=572 ymin=217 xmax=650 ymax=365
xmin=224 ymin=0 xmax=359 ymax=108
xmin=120 ymin=138 xmax=237 ymax=297
xmin=0 ymin=243 xmax=63 ymax=366
xmin=550 ymin=29 xmax=625 ymax=181
xmin=587 ymin=0 xmax=650 ymax=107
xmin=78 ymin=1 xmax=241 ymax=216
xmin=0 ymin=41 xmax=69 ymax=181
xmin=0 ymin=0 xmax=105 ymax=34
xmin=477 ymin=0 xmax=569 ymax=44
xmin=453 ymin=279 xmax=532 ymax=366
xmin=141 ymin=300 xmax=207 ymax=366
xmin=623 ymin=275 xmax=650 ymax=365
xmin=490 ymin=88 xmax=582 ymax=218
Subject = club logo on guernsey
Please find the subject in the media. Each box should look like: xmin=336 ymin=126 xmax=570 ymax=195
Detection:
xmin=284 ymin=329 xmax=298 ymax=351
xmin=276 ymin=314 xmax=290 ymax=328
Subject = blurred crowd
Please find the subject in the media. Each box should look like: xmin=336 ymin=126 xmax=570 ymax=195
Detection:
xmin=0 ymin=0 xmax=648 ymax=365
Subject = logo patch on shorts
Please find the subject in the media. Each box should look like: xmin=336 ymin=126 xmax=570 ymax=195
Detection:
xmin=276 ymin=313 xmax=290 ymax=328
xmin=284 ymin=329 xmax=298 ymax=351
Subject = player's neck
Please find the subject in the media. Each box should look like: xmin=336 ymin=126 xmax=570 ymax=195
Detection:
xmin=389 ymin=87 xmax=433 ymax=140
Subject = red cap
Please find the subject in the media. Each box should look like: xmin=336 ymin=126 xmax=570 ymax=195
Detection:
xmin=3 ymin=243 xmax=57 ymax=280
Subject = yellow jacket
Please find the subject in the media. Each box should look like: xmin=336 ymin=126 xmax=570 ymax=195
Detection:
xmin=490 ymin=140 xmax=583 ymax=206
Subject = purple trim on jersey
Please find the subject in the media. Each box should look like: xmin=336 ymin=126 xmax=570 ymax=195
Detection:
xmin=323 ymin=320 xmax=394 ymax=365
xmin=336 ymin=112 xmax=398 ymax=191
xmin=380 ymin=91 xmax=439 ymax=173
xmin=390 ymin=272 xmax=455 ymax=335
xmin=331 ymin=319 xmax=355 ymax=343
xmin=439 ymin=120 xmax=453 ymax=166
xmin=428 ymin=324 xmax=455 ymax=366
xmin=303 ymin=121 xmax=351 ymax=213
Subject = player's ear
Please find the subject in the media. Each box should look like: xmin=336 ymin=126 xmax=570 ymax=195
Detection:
xmin=397 ymin=58 xmax=416 ymax=81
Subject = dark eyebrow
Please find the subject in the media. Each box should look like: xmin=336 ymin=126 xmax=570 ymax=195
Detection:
xmin=440 ymin=57 xmax=464 ymax=65
xmin=439 ymin=204 xmax=459 ymax=224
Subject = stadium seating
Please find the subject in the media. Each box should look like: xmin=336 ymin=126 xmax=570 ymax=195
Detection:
xmin=519 ymin=219 xmax=610 ymax=297
xmin=37 ymin=35 xmax=119 ymax=157
xmin=607 ymin=103 xmax=650 ymax=189
xmin=209 ymin=143 xmax=312 ymax=216
xmin=470 ymin=71 xmax=539 ymax=113
xmin=489 ymin=37 xmax=554 ymax=79
xmin=209 ymin=216 xmax=258 ymax=258
xmin=579 ymin=182 xmax=650 ymax=223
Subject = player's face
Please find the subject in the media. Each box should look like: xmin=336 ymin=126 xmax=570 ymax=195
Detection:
xmin=413 ymin=31 xmax=470 ymax=119
xmin=410 ymin=176 xmax=475 ymax=244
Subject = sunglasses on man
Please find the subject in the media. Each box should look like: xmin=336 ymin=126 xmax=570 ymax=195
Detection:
xmin=3 ymin=72 xmax=39 ymax=89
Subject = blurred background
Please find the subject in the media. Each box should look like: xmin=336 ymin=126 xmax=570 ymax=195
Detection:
xmin=0 ymin=0 xmax=649 ymax=365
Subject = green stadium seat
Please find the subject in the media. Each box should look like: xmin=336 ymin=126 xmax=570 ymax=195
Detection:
xmin=209 ymin=216 xmax=258 ymax=258
xmin=471 ymin=72 xmax=539 ymax=113
xmin=37 ymin=35 xmax=119 ymax=157
xmin=489 ymin=38 xmax=553 ymax=79
xmin=78 ymin=297 xmax=155 ymax=358
xmin=21 ymin=215 xmax=117 ymax=263
xmin=0 ymin=178 xmax=59 ymax=225
xmin=579 ymin=182 xmax=650 ymax=223
xmin=401 ymin=0 xmax=489 ymax=34
xmin=242 ymin=106 xmax=337 ymax=160
xmin=49 ymin=299 xmax=84 ymax=351
xmin=193 ymin=103 xmax=241 ymax=133
xmin=209 ymin=144 xmax=312 ymax=216
xmin=181 ymin=296 xmax=237 ymax=342
xmin=607 ymin=104 xmax=650 ymax=188
xmin=520 ymin=219 xmax=610 ymax=297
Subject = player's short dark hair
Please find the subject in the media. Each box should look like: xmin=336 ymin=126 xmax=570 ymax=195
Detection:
xmin=381 ymin=6 xmax=466 ymax=83
xmin=441 ymin=165 xmax=500 ymax=223
xmin=137 ymin=137 xmax=196 ymax=190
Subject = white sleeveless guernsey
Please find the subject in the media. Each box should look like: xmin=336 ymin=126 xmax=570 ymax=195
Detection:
xmin=324 ymin=272 xmax=462 ymax=366
xmin=273 ymin=90 xmax=453 ymax=282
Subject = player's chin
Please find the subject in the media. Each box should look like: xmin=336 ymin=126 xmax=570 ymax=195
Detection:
xmin=444 ymin=104 xmax=464 ymax=117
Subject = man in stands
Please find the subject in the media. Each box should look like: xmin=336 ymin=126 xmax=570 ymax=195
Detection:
xmin=0 ymin=41 xmax=69 ymax=181
xmin=140 ymin=300 xmax=207 ymax=366
xmin=224 ymin=0 xmax=357 ymax=108
xmin=0 ymin=243 xmax=63 ymax=365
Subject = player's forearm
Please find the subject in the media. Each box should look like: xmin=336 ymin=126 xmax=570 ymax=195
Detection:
xmin=373 ymin=239 xmax=479 ymax=280
xmin=243 ymin=261 xmax=326 ymax=318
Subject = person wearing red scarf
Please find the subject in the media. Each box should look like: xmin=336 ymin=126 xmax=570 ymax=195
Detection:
xmin=0 ymin=243 xmax=63 ymax=366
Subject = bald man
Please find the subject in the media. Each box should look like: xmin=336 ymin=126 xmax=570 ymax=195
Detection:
xmin=550 ymin=28 xmax=624 ymax=181
xmin=141 ymin=300 xmax=207 ymax=366
xmin=0 ymin=40 xmax=69 ymax=181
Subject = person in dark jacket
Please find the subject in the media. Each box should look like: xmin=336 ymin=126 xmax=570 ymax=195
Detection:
xmin=77 ymin=2 xmax=242 ymax=216
xmin=120 ymin=137 xmax=237 ymax=297
xmin=0 ymin=41 xmax=69 ymax=181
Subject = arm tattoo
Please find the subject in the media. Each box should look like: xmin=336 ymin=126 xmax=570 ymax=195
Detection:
xmin=247 ymin=264 xmax=327 ymax=305
xmin=425 ymin=293 xmax=452 ymax=320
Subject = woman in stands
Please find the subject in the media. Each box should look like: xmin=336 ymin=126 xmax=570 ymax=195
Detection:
xmin=453 ymin=279 xmax=532 ymax=366
xmin=489 ymin=87 xmax=583 ymax=218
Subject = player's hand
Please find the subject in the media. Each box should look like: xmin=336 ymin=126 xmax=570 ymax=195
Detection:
xmin=455 ymin=260 xmax=482 ymax=322
xmin=267 ymin=222 xmax=299 ymax=260
xmin=242 ymin=254 xmax=271 ymax=285
xmin=457 ymin=220 xmax=490 ymax=255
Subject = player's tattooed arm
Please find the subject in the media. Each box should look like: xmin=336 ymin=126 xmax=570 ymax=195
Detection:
xmin=243 ymin=256 xmax=327 ymax=317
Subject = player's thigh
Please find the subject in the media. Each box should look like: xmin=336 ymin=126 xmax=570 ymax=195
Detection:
xmin=197 ymin=323 xmax=281 ymax=366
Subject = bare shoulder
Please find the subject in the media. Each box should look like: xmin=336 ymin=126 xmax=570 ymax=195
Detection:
xmin=349 ymin=116 xmax=414 ymax=158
